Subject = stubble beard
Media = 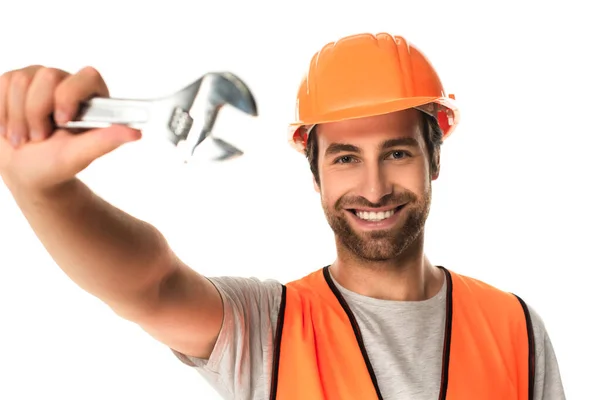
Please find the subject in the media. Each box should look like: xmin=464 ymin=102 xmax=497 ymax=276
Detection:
xmin=323 ymin=186 xmax=431 ymax=262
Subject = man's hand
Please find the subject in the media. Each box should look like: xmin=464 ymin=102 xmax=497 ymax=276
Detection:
xmin=0 ymin=65 xmax=141 ymax=191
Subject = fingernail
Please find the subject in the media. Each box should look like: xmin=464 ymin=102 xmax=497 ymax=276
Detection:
xmin=54 ymin=110 xmax=69 ymax=125
xmin=10 ymin=134 xmax=21 ymax=147
xmin=30 ymin=130 xmax=43 ymax=141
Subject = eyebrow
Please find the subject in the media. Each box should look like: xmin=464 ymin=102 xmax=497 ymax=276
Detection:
xmin=324 ymin=143 xmax=361 ymax=157
xmin=324 ymin=137 xmax=420 ymax=157
xmin=380 ymin=137 xmax=420 ymax=150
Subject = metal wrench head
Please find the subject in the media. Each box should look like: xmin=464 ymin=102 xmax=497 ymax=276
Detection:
xmin=166 ymin=72 xmax=258 ymax=161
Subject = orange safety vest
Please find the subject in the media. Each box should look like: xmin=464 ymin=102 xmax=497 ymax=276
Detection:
xmin=269 ymin=266 xmax=535 ymax=400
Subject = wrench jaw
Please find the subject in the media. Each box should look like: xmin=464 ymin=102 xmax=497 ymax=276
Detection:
xmin=171 ymin=72 xmax=258 ymax=162
xmin=210 ymin=137 xmax=244 ymax=160
xmin=179 ymin=103 xmax=244 ymax=163
xmin=202 ymin=72 xmax=258 ymax=117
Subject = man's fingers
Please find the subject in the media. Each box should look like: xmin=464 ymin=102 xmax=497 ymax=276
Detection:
xmin=25 ymin=67 xmax=70 ymax=142
xmin=6 ymin=66 xmax=45 ymax=146
xmin=54 ymin=66 xmax=109 ymax=125
xmin=0 ymin=71 xmax=11 ymax=139
xmin=1 ymin=66 xmax=45 ymax=147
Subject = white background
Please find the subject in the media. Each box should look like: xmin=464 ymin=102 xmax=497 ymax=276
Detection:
xmin=0 ymin=0 xmax=597 ymax=398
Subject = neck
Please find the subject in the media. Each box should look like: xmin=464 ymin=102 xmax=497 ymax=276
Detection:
xmin=329 ymin=233 xmax=444 ymax=301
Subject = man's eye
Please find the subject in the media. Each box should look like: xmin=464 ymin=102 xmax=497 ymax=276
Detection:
xmin=335 ymin=155 xmax=355 ymax=164
xmin=388 ymin=150 xmax=409 ymax=159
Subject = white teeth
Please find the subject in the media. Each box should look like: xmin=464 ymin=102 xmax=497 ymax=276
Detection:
xmin=356 ymin=209 xmax=396 ymax=221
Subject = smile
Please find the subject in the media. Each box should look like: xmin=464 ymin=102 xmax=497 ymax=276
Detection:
xmin=350 ymin=205 xmax=404 ymax=222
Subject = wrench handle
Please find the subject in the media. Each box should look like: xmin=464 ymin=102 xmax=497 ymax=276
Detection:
xmin=57 ymin=97 xmax=151 ymax=130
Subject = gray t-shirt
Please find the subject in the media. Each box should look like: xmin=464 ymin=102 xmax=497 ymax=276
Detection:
xmin=173 ymin=272 xmax=566 ymax=400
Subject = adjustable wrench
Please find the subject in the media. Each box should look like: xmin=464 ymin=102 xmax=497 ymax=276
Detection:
xmin=57 ymin=72 xmax=258 ymax=161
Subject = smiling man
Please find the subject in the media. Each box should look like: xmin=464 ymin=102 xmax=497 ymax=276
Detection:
xmin=316 ymin=113 xmax=433 ymax=267
xmin=0 ymin=32 xmax=565 ymax=400
xmin=171 ymin=33 xmax=565 ymax=399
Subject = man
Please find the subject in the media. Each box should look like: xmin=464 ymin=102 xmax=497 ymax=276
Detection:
xmin=0 ymin=32 xmax=564 ymax=399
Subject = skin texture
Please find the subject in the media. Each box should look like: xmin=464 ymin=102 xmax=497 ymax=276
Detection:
xmin=314 ymin=109 xmax=445 ymax=302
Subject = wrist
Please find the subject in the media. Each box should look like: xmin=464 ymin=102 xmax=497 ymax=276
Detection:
xmin=6 ymin=176 xmax=82 ymax=206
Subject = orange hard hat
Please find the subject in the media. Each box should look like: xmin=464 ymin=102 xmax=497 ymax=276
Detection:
xmin=288 ymin=32 xmax=460 ymax=153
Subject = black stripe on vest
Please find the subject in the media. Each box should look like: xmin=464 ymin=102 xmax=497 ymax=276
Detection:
xmin=269 ymin=284 xmax=286 ymax=400
xmin=513 ymin=294 xmax=536 ymax=400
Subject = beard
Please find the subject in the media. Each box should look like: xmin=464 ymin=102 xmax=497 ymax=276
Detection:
xmin=323 ymin=186 xmax=431 ymax=262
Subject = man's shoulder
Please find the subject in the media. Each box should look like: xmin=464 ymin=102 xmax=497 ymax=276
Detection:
xmin=446 ymin=268 xmax=533 ymax=310
xmin=445 ymin=268 xmax=550 ymax=352
xmin=207 ymin=275 xmax=284 ymax=291
xmin=444 ymin=268 xmax=566 ymax=398
xmin=445 ymin=268 xmax=545 ymax=336
xmin=207 ymin=275 xmax=285 ymax=310
xmin=446 ymin=268 xmax=516 ymax=295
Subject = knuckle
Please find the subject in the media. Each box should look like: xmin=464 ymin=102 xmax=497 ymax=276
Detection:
xmin=29 ymin=68 xmax=66 ymax=116
xmin=0 ymin=71 xmax=11 ymax=90
xmin=56 ymin=66 xmax=105 ymax=111
xmin=54 ymin=83 xmax=74 ymax=108
xmin=25 ymin=97 xmax=46 ymax=120
xmin=80 ymin=65 xmax=108 ymax=96
xmin=80 ymin=65 xmax=101 ymax=80
xmin=36 ymin=67 xmax=66 ymax=86
xmin=11 ymin=70 xmax=34 ymax=90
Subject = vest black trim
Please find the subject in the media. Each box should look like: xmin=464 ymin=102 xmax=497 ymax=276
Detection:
xmin=322 ymin=266 xmax=386 ymax=400
xmin=437 ymin=266 xmax=453 ymax=400
xmin=269 ymin=268 xmax=535 ymax=400
xmin=513 ymin=294 xmax=536 ymax=400
xmin=269 ymin=284 xmax=286 ymax=400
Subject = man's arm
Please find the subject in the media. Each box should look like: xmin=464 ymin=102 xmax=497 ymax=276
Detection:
xmin=8 ymin=177 xmax=224 ymax=359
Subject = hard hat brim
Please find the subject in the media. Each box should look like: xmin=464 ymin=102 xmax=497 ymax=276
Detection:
xmin=288 ymin=96 xmax=460 ymax=153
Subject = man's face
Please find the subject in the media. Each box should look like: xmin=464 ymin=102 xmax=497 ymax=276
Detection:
xmin=315 ymin=109 xmax=438 ymax=262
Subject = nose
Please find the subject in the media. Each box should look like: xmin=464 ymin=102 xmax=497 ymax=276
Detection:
xmin=358 ymin=160 xmax=393 ymax=205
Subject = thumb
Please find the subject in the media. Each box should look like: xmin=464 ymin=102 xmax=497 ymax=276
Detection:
xmin=63 ymin=125 xmax=142 ymax=170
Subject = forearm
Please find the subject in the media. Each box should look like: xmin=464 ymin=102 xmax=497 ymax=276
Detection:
xmin=7 ymin=177 xmax=176 ymax=316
